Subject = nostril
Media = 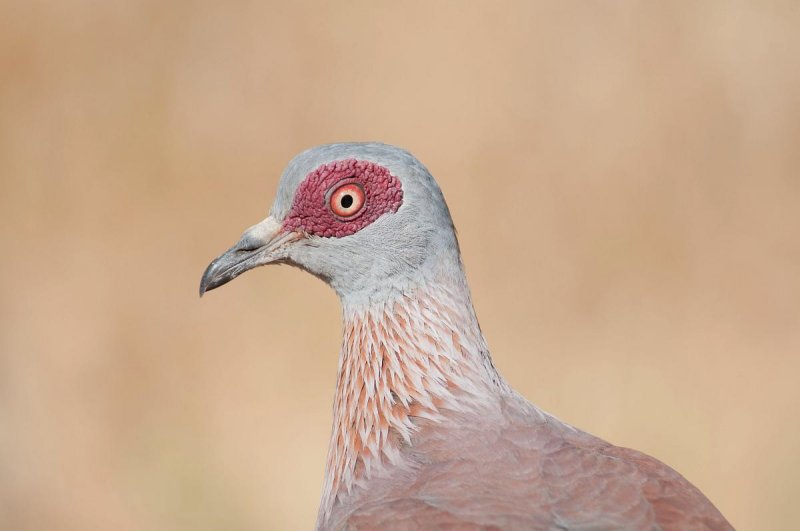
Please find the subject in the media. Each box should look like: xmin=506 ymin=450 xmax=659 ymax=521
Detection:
xmin=237 ymin=236 xmax=263 ymax=252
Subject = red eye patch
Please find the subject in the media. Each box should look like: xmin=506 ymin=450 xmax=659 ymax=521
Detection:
xmin=282 ymin=159 xmax=403 ymax=238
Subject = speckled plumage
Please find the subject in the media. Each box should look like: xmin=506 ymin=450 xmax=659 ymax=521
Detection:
xmin=200 ymin=142 xmax=733 ymax=531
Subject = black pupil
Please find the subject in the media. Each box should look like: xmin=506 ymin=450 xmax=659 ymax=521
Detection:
xmin=340 ymin=194 xmax=354 ymax=209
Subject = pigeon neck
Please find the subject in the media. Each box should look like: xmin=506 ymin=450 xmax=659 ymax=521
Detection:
xmin=318 ymin=268 xmax=506 ymax=522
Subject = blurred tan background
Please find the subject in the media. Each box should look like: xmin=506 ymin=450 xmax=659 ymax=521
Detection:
xmin=1 ymin=1 xmax=798 ymax=529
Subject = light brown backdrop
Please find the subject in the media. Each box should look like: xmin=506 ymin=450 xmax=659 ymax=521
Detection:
xmin=1 ymin=1 xmax=798 ymax=529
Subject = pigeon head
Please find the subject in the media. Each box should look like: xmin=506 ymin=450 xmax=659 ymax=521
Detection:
xmin=200 ymin=143 xmax=462 ymax=302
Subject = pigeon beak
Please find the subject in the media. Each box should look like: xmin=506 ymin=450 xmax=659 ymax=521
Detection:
xmin=199 ymin=216 xmax=302 ymax=296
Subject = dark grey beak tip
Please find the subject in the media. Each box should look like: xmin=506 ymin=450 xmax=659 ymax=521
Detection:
xmin=199 ymin=267 xmax=212 ymax=298
xmin=199 ymin=257 xmax=226 ymax=298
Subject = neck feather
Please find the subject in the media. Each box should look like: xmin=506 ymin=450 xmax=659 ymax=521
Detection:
xmin=318 ymin=271 xmax=506 ymax=520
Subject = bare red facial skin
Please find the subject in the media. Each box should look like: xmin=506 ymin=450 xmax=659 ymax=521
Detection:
xmin=282 ymin=159 xmax=403 ymax=238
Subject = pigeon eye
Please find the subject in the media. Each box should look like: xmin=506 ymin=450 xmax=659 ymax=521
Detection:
xmin=329 ymin=182 xmax=365 ymax=219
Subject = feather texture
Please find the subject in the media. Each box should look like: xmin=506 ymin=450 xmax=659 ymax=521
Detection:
xmin=317 ymin=275 xmax=731 ymax=530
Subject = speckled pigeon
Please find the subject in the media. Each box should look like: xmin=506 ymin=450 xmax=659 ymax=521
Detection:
xmin=200 ymin=143 xmax=732 ymax=530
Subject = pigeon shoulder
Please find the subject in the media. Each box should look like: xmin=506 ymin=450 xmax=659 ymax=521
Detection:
xmin=326 ymin=394 xmax=732 ymax=530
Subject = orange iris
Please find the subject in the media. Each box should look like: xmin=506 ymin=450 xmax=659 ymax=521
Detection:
xmin=329 ymin=183 xmax=366 ymax=219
